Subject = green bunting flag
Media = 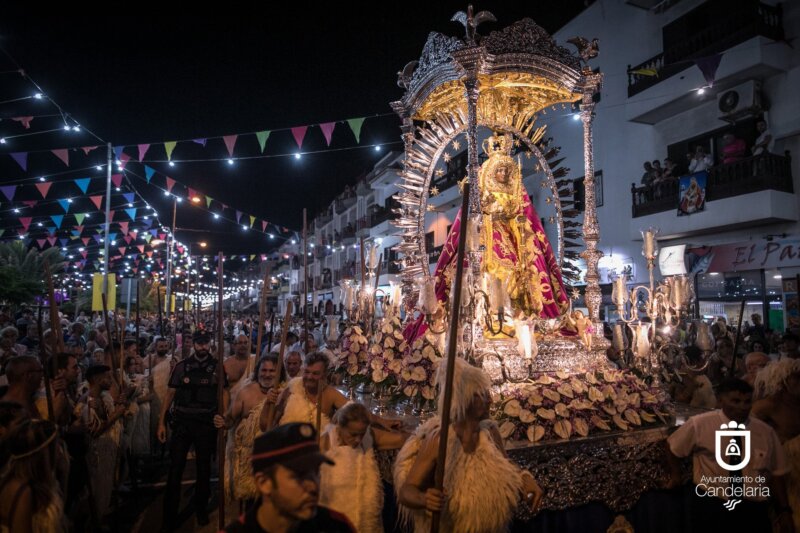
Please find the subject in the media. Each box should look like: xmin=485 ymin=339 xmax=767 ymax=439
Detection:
xmin=347 ymin=118 xmax=365 ymax=143
xmin=255 ymin=131 xmax=270 ymax=153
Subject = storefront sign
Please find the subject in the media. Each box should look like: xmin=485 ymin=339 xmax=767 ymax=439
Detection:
xmin=688 ymin=236 xmax=800 ymax=273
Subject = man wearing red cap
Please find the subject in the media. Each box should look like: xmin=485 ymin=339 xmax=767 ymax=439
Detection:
xmin=222 ymin=422 xmax=355 ymax=532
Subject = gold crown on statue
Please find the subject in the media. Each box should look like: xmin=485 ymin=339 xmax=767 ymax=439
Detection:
xmin=482 ymin=133 xmax=513 ymax=157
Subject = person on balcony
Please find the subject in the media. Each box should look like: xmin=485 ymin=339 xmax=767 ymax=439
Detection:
xmin=752 ymin=119 xmax=774 ymax=156
xmin=688 ymin=145 xmax=714 ymax=173
xmin=722 ymin=133 xmax=747 ymax=164
xmin=639 ymin=161 xmax=656 ymax=202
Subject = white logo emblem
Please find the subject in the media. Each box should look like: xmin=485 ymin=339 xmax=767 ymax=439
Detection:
xmin=715 ymin=420 xmax=750 ymax=471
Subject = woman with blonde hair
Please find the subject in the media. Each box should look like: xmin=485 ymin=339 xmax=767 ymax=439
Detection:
xmin=320 ymin=402 xmax=408 ymax=532
xmin=0 ymin=419 xmax=64 ymax=532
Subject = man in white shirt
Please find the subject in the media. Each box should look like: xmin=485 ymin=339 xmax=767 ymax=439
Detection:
xmin=688 ymin=146 xmax=714 ymax=173
xmin=667 ymin=378 xmax=793 ymax=532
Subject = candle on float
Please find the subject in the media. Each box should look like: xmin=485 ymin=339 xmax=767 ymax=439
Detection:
xmin=515 ymin=319 xmax=532 ymax=359
xmin=389 ymin=283 xmax=402 ymax=310
xmin=343 ymin=284 xmax=354 ymax=310
xmin=612 ymin=276 xmax=628 ymax=308
xmin=368 ymin=245 xmax=379 ymax=269
xmin=642 ymin=228 xmax=658 ymax=258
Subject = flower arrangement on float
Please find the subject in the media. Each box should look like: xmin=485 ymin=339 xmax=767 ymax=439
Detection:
xmin=398 ymin=330 xmax=442 ymax=411
xmin=494 ymin=368 xmax=672 ymax=442
xmin=367 ymin=311 xmax=407 ymax=391
xmin=332 ymin=324 xmax=370 ymax=386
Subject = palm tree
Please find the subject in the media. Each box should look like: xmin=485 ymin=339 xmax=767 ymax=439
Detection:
xmin=0 ymin=241 xmax=65 ymax=308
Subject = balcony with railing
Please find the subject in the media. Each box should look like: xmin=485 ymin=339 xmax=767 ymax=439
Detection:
xmin=428 ymin=245 xmax=444 ymax=264
xmin=356 ymin=215 xmax=370 ymax=237
xmin=627 ymin=0 xmax=784 ymax=98
xmin=630 ymin=152 xmax=795 ymax=238
xmin=340 ymin=225 xmax=357 ymax=245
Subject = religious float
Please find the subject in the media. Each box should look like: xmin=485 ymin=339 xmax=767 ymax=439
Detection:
xmin=329 ymin=8 xmax=697 ymax=531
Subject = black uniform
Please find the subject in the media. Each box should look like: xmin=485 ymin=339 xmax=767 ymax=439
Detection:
xmin=223 ymin=503 xmax=355 ymax=533
xmin=162 ymin=352 xmax=224 ymax=529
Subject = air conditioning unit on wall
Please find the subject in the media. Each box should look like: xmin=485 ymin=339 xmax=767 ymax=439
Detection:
xmin=717 ymin=80 xmax=764 ymax=123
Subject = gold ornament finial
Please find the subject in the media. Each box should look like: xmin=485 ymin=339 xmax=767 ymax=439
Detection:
xmin=482 ymin=132 xmax=513 ymax=158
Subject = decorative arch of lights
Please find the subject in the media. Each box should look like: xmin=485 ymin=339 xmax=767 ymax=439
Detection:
xmin=390 ymin=16 xmax=604 ymax=327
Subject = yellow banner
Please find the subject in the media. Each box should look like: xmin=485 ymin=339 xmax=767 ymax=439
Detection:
xmin=91 ymin=273 xmax=116 ymax=311
xmin=170 ymin=295 xmax=176 ymax=313
xmin=184 ymin=299 xmax=192 ymax=311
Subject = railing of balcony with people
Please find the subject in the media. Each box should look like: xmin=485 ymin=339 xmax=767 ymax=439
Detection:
xmin=341 ymin=224 xmax=357 ymax=243
xmin=627 ymin=0 xmax=784 ymax=97
xmin=631 ymin=151 xmax=793 ymax=217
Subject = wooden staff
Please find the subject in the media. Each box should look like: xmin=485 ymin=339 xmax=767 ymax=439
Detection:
xmin=43 ymin=260 xmax=64 ymax=357
xmin=216 ymin=252 xmax=226 ymax=530
xmin=731 ymin=299 xmax=746 ymax=376
xmin=266 ymin=313 xmax=276 ymax=354
xmin=303 ymin=209 xmax=309 ymax=353
xmin=430 ymin=184 xmax=470 ymax=533
xmin=36 ymin=304 xmax=55 ymax=422
xmin=101 ymin=293 xmax=121 ymax=388
xmin=315 ymin=382 xmax=323 ymax=443
xmin=255 ymin=263 xmax=272 ymax=361
xmin=135 ymin=280 xmax=141 ymax=356
xmin=265 ymin=301 xmax=293 ymax=431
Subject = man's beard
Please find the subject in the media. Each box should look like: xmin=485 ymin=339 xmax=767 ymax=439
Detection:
xmin=195 ymin=349 xmax=210 ymax=359
xmin=156 ymin=350 xmax=168 ymax=357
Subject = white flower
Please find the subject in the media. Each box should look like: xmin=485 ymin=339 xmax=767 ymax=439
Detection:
xmin=371 ymin=358 xmax=384 ymax=370
xmin=503 ymin=399 xmax=522 ymax=417
xmin=408 ymin=350 xmax=423 ymax=363
xmin=499 ymin=421 xmax=516 ymax=438
xmin=519 ymin=409 xmax=535 ymax=423
xmin=388 ymin=359 xmax=403 ymax=373
xmin=410 ymin=366 xmax=427 ymax=382
xmin=372 ymin=368 xmax=388 ymax=383
xmin=422 ymin=345 xmax=436 ymax=360
xmin=403 ymin=385 xmax=417 ymax=397
xmin=421 ymin=385 xmax=434 ymax=400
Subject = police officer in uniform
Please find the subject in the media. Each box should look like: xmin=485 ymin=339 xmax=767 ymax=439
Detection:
xmin=157 ymin=329 xmax=228 ymax=531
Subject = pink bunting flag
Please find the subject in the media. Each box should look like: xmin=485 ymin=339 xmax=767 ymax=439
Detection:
xmin=118 ymin=247 xmax=127 ymax=256
xmin=137 ymin=245 xmax=145 ymax=253
xmin=52 ymin=149 xmax=69 ymax=166
xmin=261 ymin=220 xmax=268 ymax=231
xmin=165 ymin=177 xmax=176 ymax=193
xmin=37 ymin=239 xmax=46 ymax=249
xmin=119 ymin=153 xmax=131 ymax=169
xmin=291 ymin=126 xmax=308 ymax=149
xmin=81 ymin=250 xmax=88 ymax=258
xmin=111 ymin=174 xmax=123 ymax=188
xmin=19 ymin=217 xmax=32 ymax=231
xmin=124 ymin=236 xmax=132 ymax=244
xmin=12 ymin=116 xmax=33 ymax=129
xmin=89 ymin=195 xmax=103 ymax=210
xmin=138 ymin=144 xmax=150 ymax=161
xmin=22 ymin=200 xmax=37 ymax=208
xmin=319 ymin=122 xmax=336 ymax=146
xmin=118 ymin=221 xmax=129 ymax=235
xmin=47 ymin=236 xmax=57 ymax=247
xmin=223 ymin=135 xmax=238 ymax=157
xmin=82 ymin=238 xmax=91 ymax=246
xmin=81 ymin=146 xmax=98 ymax=155
xmin=35 ymin=182 xmax=52 ymax=198
xmin=109 ymin=210 xmax=115 ymax=221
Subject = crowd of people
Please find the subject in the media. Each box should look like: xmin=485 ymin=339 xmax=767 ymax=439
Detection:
xmin=637 ymin=119 xmax=774 ymax=201
xmin=0 ymin=300 xmax=798 ymax=531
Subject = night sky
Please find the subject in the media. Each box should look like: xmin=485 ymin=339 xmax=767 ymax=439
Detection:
xmin=0 ymin=3 xmax=588 ymax=258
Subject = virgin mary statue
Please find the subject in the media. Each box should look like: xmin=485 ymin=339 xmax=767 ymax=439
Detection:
xmin=406 ymin=133 xmax=569 ymax=342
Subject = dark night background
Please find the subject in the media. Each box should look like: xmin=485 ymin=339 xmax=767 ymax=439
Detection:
xmin=0 ymin=2 xmax=589 ymax=257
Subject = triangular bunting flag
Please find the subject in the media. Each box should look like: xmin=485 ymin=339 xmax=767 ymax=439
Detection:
xmin=10 ymin=152 xmax=27 ymax=171
xmin=119 ymin=153 xmax=131 ymax=169
xmin=47 ymin=236 xmax=57 ymax=247
xmin=108 ymin=210 xmax=115 ymax=221
xmin=114 ymin=146 xmax=124 ymax=162
xmin=119 ymin=221 xmax=129 ymax=235
xmin=59 ymin=238 xmax=68 ymax=247
xmin=236 ymin=210 xmax=242 ymax=223
xmin=255 ymin=131 xmax=270 ymax=153
xmin=74 ymin=178 xmax=91 ymax=194
xmin=261 ymin=220 xmax=268 ymax=231
xmin=81 ymin=146 xmax=98 ymax=155
xmin=75 ymin=213 xmax=86 ymax=225
xmin=144 ymin=165 xmax=156 ymax=183
xmin=138 ymin=144 xmax=150 ymax=161
xmin=111 ymin=174 xmax=123 ymax=188
xmin=291 ymin=126 xmax=307 ymax=149
xmin=319 ymin=122 xmax=336 ymax=146
xmin=57 ymin=199 xmax=70 ymax=213
xmin=124 ymin=235 xmax=132 ymax=244
xmin=193 ymin=139 xmax=207 ymax=146
xmin=37 ymin=239 xmax=46 ymax=249
xmin=108 ymin=233 xmax=117 ymax=242
xmin=347 ymin=118 xmax=365 ymax=143
xmin=125 ymin=208 xmax=136 ymax=220
xmin=81 ymin=250 xmax=88 ymax=258
xmin=52 ymin=149 xmax=69 ymax=166
xmin=82 ymin=237 xmax=91 ymax=246
xmin=0 ymin=185 xmax=17 ymax=201
xmin=22 ymin=200 xmax=37 ymax=208
xmin=123 ymin=193 xmax=134 ymax=204
xmin=164 ymin=141 xmax=177 ymax=160
xmin=146 ymin=251 xmax=153 ymax=258
xmin=166 ymin=177 xmax=176 ymax=192
xmin=50 ymin=215 xmax=64 ymax=229
xmin=137 ymin=245 xmax=145 ymax=253
xmin=144 ymin=235 xmax=152 ymax=244
xmin=90 ymin=195 xmax=103 ymax=210
xmin=118 ymin=247 xmax=127 ymax=256
xmin=223 ymin=135 xmax=238 ymax=157
xmin=19 ymin=217 xmax=32 ymax=231
xmin=12 ymin=116 xmax=33 ymax=129
xmin=249 ymin=215 xmax=256 ymax=228
xmin=206 ymin=196 xmax=213 ymax=208
xmin=35 ymin=182 xmax=52 ymax=198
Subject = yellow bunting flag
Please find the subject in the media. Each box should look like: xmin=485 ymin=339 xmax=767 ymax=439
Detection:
xmin=164 ymin=141 xmax=177 ymax=160
xmin=92 ymin=273 xmax=116 ymax=311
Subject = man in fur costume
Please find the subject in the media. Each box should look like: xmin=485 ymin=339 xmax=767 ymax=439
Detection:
xmin=264 ymin=351 xmax=402 ymax=433
xmin=395 ymin=358 xmax=543 ymax=533
xmin=225 ymin=334 xmax=257 ymax=392
xmin=215 ymin=355 xmax=280 ymax=502
xmin=752 ymin=359 xmax=800 ymax=531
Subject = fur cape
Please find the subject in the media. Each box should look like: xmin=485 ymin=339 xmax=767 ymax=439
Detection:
xmin=279 ymin=377 xmax=331 ymax=428
xmin=320 ymin=424 xmax=383 ymax=533
xmin=393 ymin=417 xmax=522 ymax=533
